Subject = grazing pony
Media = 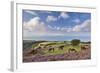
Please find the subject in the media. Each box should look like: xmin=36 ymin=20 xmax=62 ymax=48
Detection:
xmin=29 ymin=47 xmax=43 ymax=55
xmin=81 ymin=45 xmax=89 ymax=50
xmin=48 ymin=47 xmax=54 ymax=52
xmin=68 ymin=48 xmax=77 ymax=53
xmin=58 ymin=45 xmax=64 ymax=50
xmin=28 ymin=49 xmax=37 ymax=55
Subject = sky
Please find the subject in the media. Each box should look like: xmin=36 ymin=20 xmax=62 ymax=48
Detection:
xmin=22 ymin=10 xmax=91 ymax=41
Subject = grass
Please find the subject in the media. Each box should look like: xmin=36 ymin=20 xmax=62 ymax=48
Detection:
xmin=32 ymin=41 xmax=81 ymax=56
xmin=44 ymin=45 xmax=81 ymax=55
xmin=32 ymin=43 xmax=39 ymax=48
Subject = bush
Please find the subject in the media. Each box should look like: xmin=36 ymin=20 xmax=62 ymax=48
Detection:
xmin=71 ymin=39 xmax=80 ymax=46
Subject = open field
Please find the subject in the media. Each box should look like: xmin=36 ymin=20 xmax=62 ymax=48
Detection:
xmin=23 ymin=40 xmax=91 ymax=62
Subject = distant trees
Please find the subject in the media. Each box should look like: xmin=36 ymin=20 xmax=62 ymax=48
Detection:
xmin=86 ymin=41 xmax=91 ymax=44
xmin=81 ymin=41 xmax=91 ymax=44
xmin=63 ymin=41 xmax=66 ymax=43
xmin=71 ymin=39 xmax=80 ymax=46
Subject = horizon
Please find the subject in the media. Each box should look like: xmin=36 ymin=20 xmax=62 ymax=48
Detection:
xmin=23 ymin=35 xmax=90 ymax=42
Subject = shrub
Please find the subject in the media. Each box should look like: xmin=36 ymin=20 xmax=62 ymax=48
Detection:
xmin=71 ymin=39 xmax=80 ymax=46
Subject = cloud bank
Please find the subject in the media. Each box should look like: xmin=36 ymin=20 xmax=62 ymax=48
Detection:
xmin=23 ymin=16 xmax=91 ymax=37
xmin=25 ymin=10 xmax=38 ymax=16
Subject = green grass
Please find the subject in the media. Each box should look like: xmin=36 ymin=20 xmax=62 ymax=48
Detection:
xmin=32 ymin=43 xmax=39 ymax=48
xmin=32 ymin=41 xmax=81 ymax=56
xmin=44 ymin=45 xmax=81 ymax=55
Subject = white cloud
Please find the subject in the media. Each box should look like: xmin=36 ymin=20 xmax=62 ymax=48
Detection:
xmin=25 ymin=10 xmax=38 ymax=16
xmin=60 ymin=27 xmax=72 ymax=32
xmin=47 ymin=19 xmax=90 ymax=33
xmin=72 ymin=20 xmax=91 ymax=32
xmin=23 ymin=17 xmax=46 ymax=35
xmin=46 ymin=11 xmax=52 ymax=13
xmin=23 ymin=17 xmax=91 ymax=38
xmin=46 ymin=12 xmax=69 ymax=22
xmin=47 ymin=25 xmax=61 ymax=31
xmin=56 ymin=27 xmax=60 ymax=30
xmin=46 ymin=16 xmax=57 ymax=22
xmin=47 ymin=25 xmax=52 ymax=29
xmin=59 ymin=12 xmax=69 ymax=19
xmin=73 ymin=19 xmax=80 ymax=23
xmin=72 ymin=25 xmax=81 ymax=32
xmin=44 ymin=11 xmax=52 ymax=13
xmin=58 ymin=19 xmax=91 ymax=32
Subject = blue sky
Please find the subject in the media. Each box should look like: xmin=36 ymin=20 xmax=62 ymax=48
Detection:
xmin=22 ymin=10 xmax=91 ymax=41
